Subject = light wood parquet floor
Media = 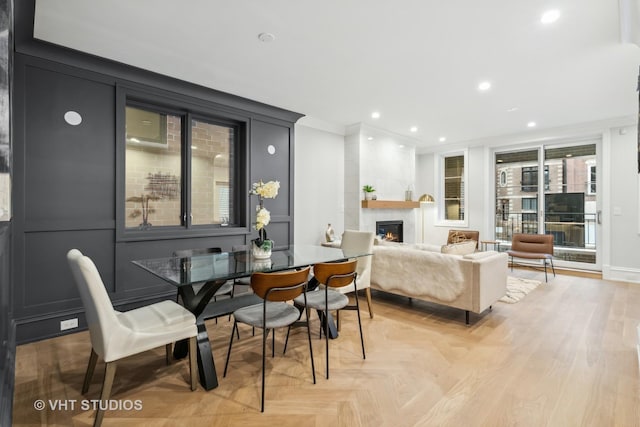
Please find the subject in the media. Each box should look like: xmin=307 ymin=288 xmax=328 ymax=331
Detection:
xmin=12 ymin=269 xmax=640 ymax=426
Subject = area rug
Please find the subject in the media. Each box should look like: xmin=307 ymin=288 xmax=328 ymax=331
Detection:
xmin=499 ymin=276 xmax=542 ymax=303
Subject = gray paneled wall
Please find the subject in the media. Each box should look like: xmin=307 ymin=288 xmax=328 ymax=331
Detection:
xmin=12 ymin=46 xmax=301 ymax=343
xmin=0 ymin=0 xmax=13 ymax=423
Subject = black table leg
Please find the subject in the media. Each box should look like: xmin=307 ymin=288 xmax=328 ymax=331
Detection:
xmin=195 ymin=321 xmax=218 ymax=390
xmin=318 ymin=310 xmax=339 ymax=339
xmin=172 ymin=282 xmax=223 ymax=390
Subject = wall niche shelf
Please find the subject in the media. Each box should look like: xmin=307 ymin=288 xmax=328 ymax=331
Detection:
xmin=361 ymin=200 xmax=420 ymax=209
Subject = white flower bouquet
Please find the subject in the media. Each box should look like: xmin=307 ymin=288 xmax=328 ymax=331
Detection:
xmin=251 ymin=180 xmax=280 ymax=256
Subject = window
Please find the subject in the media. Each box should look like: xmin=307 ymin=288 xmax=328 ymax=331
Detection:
xmin=440 ymin=152 xmax=467 ymax=222
xmin=521 ymin=166 xmax=549 ymax=192
xmin=123 ymin=98 xmax=244 ymax=235
xmin=190 ymin=118 xmax=234 ymax=226
xmin=522 ymin=197 xmax=537 ymax=211
xmin=588 ymin=165 xmax=596 ymax=194
xmin=125 ymin=106 xmax=182 ymax=229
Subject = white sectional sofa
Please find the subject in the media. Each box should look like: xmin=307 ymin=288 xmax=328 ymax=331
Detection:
xmin=370 ymin=243 xmax=508 ymax=324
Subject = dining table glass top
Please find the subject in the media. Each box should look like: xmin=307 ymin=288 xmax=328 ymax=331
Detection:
xmin=132 ymin=244 xmax=371 ymax=287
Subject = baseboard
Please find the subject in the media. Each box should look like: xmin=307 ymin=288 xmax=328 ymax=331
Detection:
xmin=602 ymin=265 xmax=640 ymax=284
xmin=15 ymin=290 xmax=175 ymax=344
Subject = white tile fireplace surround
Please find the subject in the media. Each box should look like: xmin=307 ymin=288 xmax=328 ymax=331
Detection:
xmin=344 ymin=124 xmax=419 ymax=243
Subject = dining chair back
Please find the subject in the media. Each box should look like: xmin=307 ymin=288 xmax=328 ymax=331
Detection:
xmin=67 ymin=249 xmax=198 ymax=427
xmin=340 ymin=230 xmax=375 ymax=317
xmin=293 ymin=259 xmax=365 ymax=379
xmin=223 ymin=267 xmax=315 ymax=412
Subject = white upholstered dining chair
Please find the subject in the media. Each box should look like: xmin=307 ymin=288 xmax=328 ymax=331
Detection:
xmin=339 ymin=230 xmax=375 ymax=318
xmin=67 ymin=249 xmax=198 ymax=427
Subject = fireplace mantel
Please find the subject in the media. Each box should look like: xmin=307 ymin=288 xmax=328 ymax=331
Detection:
xmin=361 ymin=200 xmax=420 ymax=209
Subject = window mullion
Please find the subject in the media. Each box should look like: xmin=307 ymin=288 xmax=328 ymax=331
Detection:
xmin=184 ymin=112 xmax=192 ymax=228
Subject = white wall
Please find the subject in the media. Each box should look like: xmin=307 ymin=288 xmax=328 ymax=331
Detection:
xmin=604 ymin=124 xmax=640 ymax=282
xmin=293 ymin=124 xmax=345 ymax=245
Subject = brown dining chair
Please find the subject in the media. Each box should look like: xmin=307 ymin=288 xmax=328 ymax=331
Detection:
xmin=223 ymin=267 xmax=315 ymax=412
xmin=291 ymin=259 xmax=364 ymax=379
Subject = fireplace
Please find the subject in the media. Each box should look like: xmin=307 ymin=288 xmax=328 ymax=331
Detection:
xmin=376 ymin=220 xmax=403 ymax=242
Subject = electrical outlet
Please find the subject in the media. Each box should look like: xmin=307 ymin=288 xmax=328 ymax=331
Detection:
xmin=60 ymin=318 xmax=78 ymax=331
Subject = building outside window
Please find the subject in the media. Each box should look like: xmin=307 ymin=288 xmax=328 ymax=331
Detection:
xmin=124 ymin=103 xmax=238 ymax=232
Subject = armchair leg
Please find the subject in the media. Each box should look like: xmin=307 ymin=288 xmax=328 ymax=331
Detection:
xmin=550 ymin=258 xmax=556 ymax=277
xmin=94 ymin=361 xmax=117 ymax=427
xmin=188 ymin=336 xmax=197 ymax=391
xmin=544 ymin=261 xmax=548 ymax=282
xmin=365 ymin=288 xmax=374 ymax=318
xmin=82 ymin=348 xmax=98 ymax=394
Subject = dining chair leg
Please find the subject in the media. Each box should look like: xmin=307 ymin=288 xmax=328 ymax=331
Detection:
xmin=272 ymin=329 xmax=275 ymax=358
xmin=325 ymin=306 xmax=330 ymax=379
xmin=82 ymin=348 xmax=98 ymax=394
xmin=165 ymin=343 xmax=172 ymax=365
xmin=365 ymin=288 xmax=374 ymax=318
xmin=94 ymin=361 xmax=117 ymax=427
xmin=354 ymin=288 xmax=366 ymax=360
xmin=188 ymin=336 xmax=197 ymax=391
xmin=283 ymin=326 xmax=291 ymax=355
xmin=305 ymin=309 xmax=316 ymax=385
xmin=336 ymin=309 xmax=341 ymax=331
xmin=261 ymin=325 xmax=267 ymax=412
xmin=223 ymin=321 xmax=238 ymax=377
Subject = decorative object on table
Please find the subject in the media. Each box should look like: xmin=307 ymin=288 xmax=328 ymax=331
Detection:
xmin=362 ymin=184 xmax=376 ymax=200
xmin=405 ymin=185 xmax=413 ymax=201
xmin=250 ymin=180 xmax=280 ymax=259
xmin=325 ymin=223 xmax=335 ymax=242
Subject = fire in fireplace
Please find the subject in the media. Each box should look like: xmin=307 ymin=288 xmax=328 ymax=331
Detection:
xmin=376 ymin=220 xmax=403 ymax=242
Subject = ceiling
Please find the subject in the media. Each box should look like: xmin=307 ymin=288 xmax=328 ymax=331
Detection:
xmin=33 ymin=0 xmax=640 ymax=151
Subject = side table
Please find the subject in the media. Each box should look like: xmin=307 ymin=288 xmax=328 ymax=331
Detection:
xmin=480 ymin=240 xmax=501 ymax=252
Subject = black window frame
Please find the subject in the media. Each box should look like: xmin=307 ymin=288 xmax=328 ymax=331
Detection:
xmin=116 ymin=86 xmax=250 ymax=242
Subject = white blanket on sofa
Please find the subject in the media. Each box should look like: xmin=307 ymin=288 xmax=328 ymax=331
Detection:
xmin=371 ymin=246 xmax=468 ymax=302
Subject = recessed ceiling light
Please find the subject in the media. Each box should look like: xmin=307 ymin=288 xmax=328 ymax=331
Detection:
xmin=478 ymin=81 xmax=491 ymax=91
xmin=367 ymin=136 xmax=374 ymax=141
xmin=371 ymin=111 xmax=380 ymax=119
xmin=398 ymin=144 xmax=405 ymax=148
xmin=439 ymin=137 xmax=446 ymax=142
xmin=541 ymin=10 xmax=560 ymax=24
xmin=507 ymin=107 xmax=519 ymax=112
xmin=410 ymin=126 xmax=418 ymax=132
xmin=527 ymin=121 xmax=537 ymax=128
xmin=258 ymin=32 xmax=276 ymax=42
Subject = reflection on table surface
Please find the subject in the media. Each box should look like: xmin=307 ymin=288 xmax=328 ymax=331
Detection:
xmin=132 ymin=244 xmax=371 ymax=286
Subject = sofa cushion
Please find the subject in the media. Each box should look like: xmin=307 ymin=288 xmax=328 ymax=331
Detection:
xmin=441 ymin=240 xmax=477 ymax=255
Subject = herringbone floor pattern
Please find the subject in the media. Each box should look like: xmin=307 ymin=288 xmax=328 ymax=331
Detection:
xmin=12 ymin=269 xmax=640 ymax=426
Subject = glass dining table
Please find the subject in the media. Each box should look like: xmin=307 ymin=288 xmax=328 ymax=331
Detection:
xmin=132 ymin=244 xmax=372 ymax=391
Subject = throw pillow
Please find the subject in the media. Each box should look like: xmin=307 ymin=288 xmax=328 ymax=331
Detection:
xmin=449 ymin=230 xmax=469 ymax=243
xmin=441 ymin=240 xmax=477 ymax=255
